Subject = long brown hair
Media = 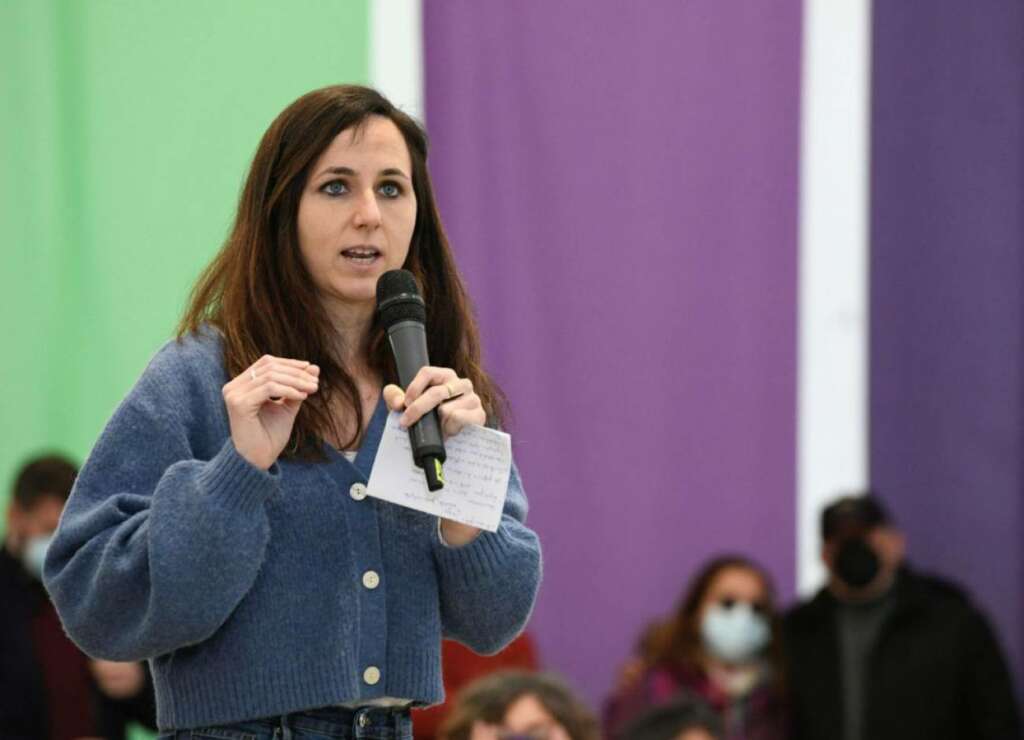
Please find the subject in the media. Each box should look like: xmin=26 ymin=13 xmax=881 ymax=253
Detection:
xmin=649 ymin=555 xmax=786 ymax=686
xmin=178 ymin=85 xmax=504 ymax=456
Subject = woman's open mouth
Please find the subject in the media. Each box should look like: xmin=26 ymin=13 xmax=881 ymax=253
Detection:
xmin=340 ymin=246 xmax=381 ymax=265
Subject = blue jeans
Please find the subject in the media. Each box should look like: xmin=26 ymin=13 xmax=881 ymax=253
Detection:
xmin=157 ymin=706 xmax=413 ymax=740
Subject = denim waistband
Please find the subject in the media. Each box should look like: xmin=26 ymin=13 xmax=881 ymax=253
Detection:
xmin=160 ymin=705 xmax=413 ymax=740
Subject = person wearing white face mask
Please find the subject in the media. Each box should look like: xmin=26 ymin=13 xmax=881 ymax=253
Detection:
xmin=604 ymin=556 xmax=788 ymax=740
xmin=0 ymin=454 xmax=157 ymax=740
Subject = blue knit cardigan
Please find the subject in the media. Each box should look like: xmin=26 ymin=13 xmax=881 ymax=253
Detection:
xmin=43 ymin=329 xmax=542 ymax=730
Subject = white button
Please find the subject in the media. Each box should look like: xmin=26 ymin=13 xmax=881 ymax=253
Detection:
xmin=362 ymin=570 xmax=380 ymax=589
xmin=363 ymin=666 xmax=381 ymax=685
xmin=358 ymin=713 xmax=370 ymax=728
xmin=349 ymin=483 xmax=367 ymax=501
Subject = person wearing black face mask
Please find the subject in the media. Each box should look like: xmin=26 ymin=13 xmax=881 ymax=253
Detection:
xmin=783 ymin=494 xmax=1021 ymax=740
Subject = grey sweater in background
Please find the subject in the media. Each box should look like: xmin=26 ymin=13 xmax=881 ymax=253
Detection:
xmin=43 ymin=328 xmax=542 ymax=731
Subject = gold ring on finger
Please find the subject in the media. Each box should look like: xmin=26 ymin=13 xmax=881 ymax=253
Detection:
xmin=444 ymin=382 xmax=464 ymax=403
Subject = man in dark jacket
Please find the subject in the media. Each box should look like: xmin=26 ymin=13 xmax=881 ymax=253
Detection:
xmin=0 ymin=454 xmax=156 ymax=740
xmin=784 ymin=495 xmax=1020 ymax=740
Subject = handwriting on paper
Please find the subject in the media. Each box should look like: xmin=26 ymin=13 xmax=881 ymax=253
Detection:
xmin=366 ymin=413 xmax=511 ymax=531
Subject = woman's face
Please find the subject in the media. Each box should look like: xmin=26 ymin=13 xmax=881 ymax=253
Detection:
xmin=296 ymin=115 xmax=417 ymax=316
xmin=469 ymin=693 xmax=572 ymax=740
xmin=699 ymin=566 xmax=769 ymax=624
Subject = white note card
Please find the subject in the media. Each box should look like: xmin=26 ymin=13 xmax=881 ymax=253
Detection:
xmin=366 ymin=413 xmax=511 ymax=532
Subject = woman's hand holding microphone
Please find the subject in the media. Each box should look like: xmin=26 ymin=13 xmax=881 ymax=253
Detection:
xmin=382 ymin=365 xmax=485 ymax=439
xmin=223 ymin=355 xmax=319 ymax=470
xmin=384 ymin=366 xmax=487 ymax=547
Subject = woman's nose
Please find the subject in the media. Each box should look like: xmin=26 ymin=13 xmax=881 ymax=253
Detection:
xmin=352 ymin=190 xmax=382 ymax=228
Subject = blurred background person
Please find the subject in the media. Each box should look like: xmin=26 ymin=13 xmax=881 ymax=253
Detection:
xmin=438 ymin=671 xmax=598 ymax=740
xmin=604 ymin=556 xmax=787 ymax=740
xmin=784 ymin=495 xmax=1020 ymax=740
xmin=414 ymin=633 xmax=540 ymax=739
xmin=608 ymin=619 xmax=670 ymax=699
xmin=0 ymin=454 xmax=156 ymax=740
xmin=620 ymin=696 xmax=724 ymax=740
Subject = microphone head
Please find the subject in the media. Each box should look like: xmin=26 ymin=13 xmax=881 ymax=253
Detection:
xmin=376 ymin=269 xmax=426 ymax=329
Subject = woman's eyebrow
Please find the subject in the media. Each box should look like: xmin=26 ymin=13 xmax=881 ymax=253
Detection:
xmin=316 ymin=165 xmax=356 ymax=178
xmin=315 ymin=165 xmax=410 ymax=180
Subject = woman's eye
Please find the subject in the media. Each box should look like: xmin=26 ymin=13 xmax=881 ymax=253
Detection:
xmin=322 ymin=180 xmax=347 ymax=196
xmin=378 ymin=181 xmax=402 ymax=198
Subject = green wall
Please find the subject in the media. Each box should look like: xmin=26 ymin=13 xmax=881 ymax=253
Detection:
xmin=1 ymin=0 xmax=370 ymax=524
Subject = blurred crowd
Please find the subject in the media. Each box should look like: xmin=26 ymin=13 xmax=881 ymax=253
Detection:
xmin=420 ymin=493 xmax=1020 ymax=740
xmin=3 ymin=453 xmax=1020 ymax=740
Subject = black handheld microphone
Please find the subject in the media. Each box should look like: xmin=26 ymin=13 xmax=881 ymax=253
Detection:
xmin=375 ymin=269 xmax=446 ymax=491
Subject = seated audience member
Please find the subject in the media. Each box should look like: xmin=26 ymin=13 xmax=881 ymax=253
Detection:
xmin=439 ymin=671 xmax=598 ymax=740
xmin=610 ymin=619 xmax=668 ymax=694
xmin=0 ymin=454 xmax=156 ymax=740
xmin=622 ymin=696 xmax=724 ymax=740
xmin=414 ymin=633 xmax=540 ymax=739
xmin=784 ymin=494 xmax=1021 ymax=740
xmin=604 ymin=556 xmax=787 ymax=740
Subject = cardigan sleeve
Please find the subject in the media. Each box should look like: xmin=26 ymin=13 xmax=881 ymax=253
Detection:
xmin=43 ymin=341 xmax=279 ymax=661
xmin=432 ymin=462 xmax=542 ymax=654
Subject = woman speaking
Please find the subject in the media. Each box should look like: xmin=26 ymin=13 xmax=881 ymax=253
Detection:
xmin=43 ymin=85 xmax=542 ymax=740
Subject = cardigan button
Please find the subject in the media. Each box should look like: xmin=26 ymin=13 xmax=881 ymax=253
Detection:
xmin=363 ymin=666 xmax=381 ymax=685
xmin=349 ymin=483 xmax=368 ymax=501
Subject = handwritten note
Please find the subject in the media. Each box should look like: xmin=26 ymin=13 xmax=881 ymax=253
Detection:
xmin=366 ymin=413 xmax=511 ymax=532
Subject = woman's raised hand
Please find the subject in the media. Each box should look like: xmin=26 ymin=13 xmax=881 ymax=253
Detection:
xmin=382 ymin=366 xmax=486 ymax=439
xmin=223 ymin=355 xmax=319 ymax=470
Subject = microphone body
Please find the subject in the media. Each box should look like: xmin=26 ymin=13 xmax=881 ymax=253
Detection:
xmin=377 ymin=271 xmax=446 ymax=491
xmin=387 ymin=320 xmax=447 ymax=475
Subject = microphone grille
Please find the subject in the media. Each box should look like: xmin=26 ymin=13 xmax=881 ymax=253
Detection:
xmin=376 ymin=269 xmax=426 ymax=328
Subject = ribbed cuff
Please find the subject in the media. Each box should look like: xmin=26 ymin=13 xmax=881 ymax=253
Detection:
xmin=435 ymin=519 xmax=484 ymax=549
xmin=196 ymin=439 xmax=280 ymax=514
xmin=432 ymin=527 xmax=517 ymax=590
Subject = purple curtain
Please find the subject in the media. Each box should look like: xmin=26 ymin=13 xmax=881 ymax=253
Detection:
xmin=870 ymin=0 xmax=1024 ymax=696
xmin=425 ymin=1 xmax=802 ymax=703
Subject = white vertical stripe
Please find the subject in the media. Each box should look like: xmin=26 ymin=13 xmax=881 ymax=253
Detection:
xmin=797 ymin=0 xmax=873 ymax=595
xmin=369 ymin=0 xmax=424 ymax=122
